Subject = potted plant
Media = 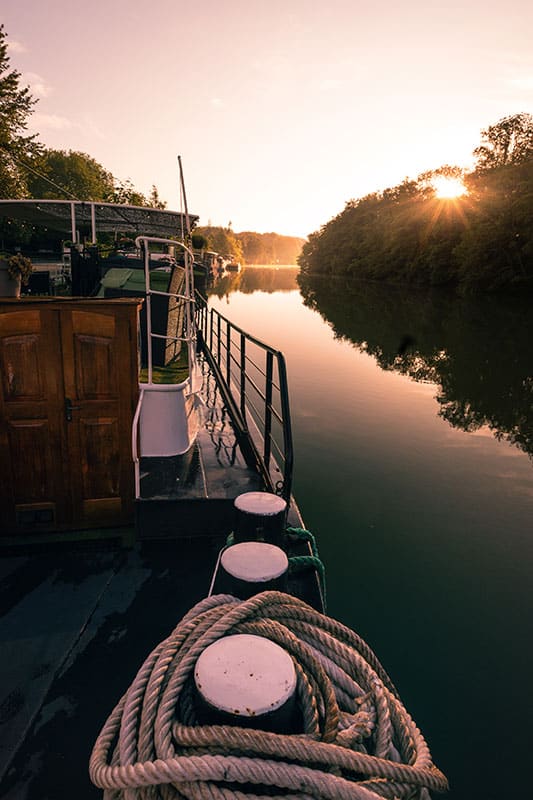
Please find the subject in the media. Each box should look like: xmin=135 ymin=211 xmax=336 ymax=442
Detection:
xmin=0 ymin=253 xmax=33 ymax=297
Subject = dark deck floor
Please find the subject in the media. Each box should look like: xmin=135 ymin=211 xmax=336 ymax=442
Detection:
xmin=0 ymin=537 xmax=322 ymax=800
xmin=0 ymin=356 xmax=322 ymax=798
xmin=0 ymin=539 xmax=221 ymax=799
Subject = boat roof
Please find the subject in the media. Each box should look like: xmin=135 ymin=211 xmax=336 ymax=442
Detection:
xmin=0 ymin=199 xmax=199 ymax=237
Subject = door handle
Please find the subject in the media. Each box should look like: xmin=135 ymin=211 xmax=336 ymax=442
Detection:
xmin=65 ymin=397 xmax=82 ymax=422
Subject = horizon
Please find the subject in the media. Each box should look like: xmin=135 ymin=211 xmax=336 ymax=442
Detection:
xmin=2 ymin=0 xmax=533 ymax=238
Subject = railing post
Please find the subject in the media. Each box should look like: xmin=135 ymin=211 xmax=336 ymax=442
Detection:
xmin=277 ymin=353 xmax=293 ymax=502
xmin=226 ymin=323 xmax=231 ymax=387
xmin=240 ymin=333 xmax=246 ymax=420
xmin=264 ymin=352 xmax=273 ymax=473
xmin=216 ymin=313 xmax=221 ymax=366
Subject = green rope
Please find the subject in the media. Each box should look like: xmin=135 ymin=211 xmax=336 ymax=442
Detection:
xmin=286 ymin=527 xmax=327 ymax=611
xmin=286 ymin=526 xmax=320 ymax=558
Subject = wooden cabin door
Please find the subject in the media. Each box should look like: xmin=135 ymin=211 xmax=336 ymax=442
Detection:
xmin=0 ymin=300 xmax=140 ymax=537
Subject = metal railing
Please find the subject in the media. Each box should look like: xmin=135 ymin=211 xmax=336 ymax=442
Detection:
xmin=135 ymin=236 xmax=196 ymax=385
xmin=196 ymin=292 xmax=294 ymax=503
xmin=131 ymin=237 xmax=198 ymax=499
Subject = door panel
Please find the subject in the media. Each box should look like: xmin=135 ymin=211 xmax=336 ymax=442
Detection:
xmin=61 ymin=308 xmax=133 ymax=527
xmin=0 ymin=300 xmax=139 ymax=536
xmin=71 ymin=310 xmax=118 ymax=399
xmin=0 ymin=307 xmax=66 ymax=530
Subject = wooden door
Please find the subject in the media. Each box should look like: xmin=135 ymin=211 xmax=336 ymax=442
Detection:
xmin=0 ymin=306 xmax=67 ymax=530
xmin=0 ymin=299 xmax=140 ymax=536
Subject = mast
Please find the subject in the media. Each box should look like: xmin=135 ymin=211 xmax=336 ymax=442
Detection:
xmin=177 ymin=156 xmax=197 ymax=389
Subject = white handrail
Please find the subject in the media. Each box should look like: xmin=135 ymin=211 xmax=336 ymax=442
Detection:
xmin=134 ymin=236 xmax=197 ymax=388
xmin=132 ymin=388 xmax=145 ymax=498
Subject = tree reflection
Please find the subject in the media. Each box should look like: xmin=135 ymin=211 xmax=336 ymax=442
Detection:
xmin=298 ymin=274 xmax=533 ymax=459
xmin=207 ymin=267 xmax=299 ymax=298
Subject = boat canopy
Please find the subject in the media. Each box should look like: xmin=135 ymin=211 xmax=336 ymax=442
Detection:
xmin=0 ymin=199 xmax=199 ymax=241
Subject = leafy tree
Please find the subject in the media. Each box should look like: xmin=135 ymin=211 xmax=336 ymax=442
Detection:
xmin=26 ymin=148 xmax=115 ymax=200
xmin=473 ymin=113 xmax=533 ymax=170
xmin=0 ymin=24 xmax=40 ymax=197
xmin=298 ymin=114 xmax=533 ymax=292
xmin=237 ymin=231 xmax=304 ymax=264
xmin=148 ymin=184 xmax=166 ymax=209
xmin=195 ymin=226 xmax=243 ymax=261
xmin=105 ymin=177 xmax=146 ymax=206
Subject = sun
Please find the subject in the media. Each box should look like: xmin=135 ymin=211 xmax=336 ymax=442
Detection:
xmin=432 ymin=176 xmax=467 ymax=199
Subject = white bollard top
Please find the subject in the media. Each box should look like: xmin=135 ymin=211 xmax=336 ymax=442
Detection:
xmin=234 ymin=492 xmax=287 ymax=516
xmin=194 ymin=634 xmax=296 ymax=717
xmin=221 ymin=542 xmax=288 ymax=582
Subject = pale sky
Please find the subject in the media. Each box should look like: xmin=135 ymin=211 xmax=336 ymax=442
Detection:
xmin=2 ymin=0 xmax=533 ymax=237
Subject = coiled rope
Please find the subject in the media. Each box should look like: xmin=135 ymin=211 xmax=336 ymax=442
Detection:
xmin=90 ymin=591 xmax=448 ymax=800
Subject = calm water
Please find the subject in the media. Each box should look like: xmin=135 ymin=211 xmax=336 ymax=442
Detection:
xmin=206 ymin=267 xmax=533 ymax=800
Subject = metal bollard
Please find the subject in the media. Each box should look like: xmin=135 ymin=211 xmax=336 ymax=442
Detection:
xmin=193 ymin=634 xmax=299 ymax=732
xmin=234 ymin=491 xmax=287 ymax=547
xmin=218 ymin=541 xmax=289 ymax=599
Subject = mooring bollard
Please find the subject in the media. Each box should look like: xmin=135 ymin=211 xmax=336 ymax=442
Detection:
xmin=193 ymin=633 xmax=298 ymax=732
xmin=234 ymin=491 xmax=287 ymax=547
xmin=218 ymin=541 xmax=289 ymax=598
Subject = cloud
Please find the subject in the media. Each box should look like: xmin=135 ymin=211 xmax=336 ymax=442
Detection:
xmin=318 ymin=78 xmax=342 ymax=91
xmin=78 ymin=112 xmax=105 ymax=140
xmin=509 ymin=75 xmax=533 ymax=90
xmin=8 ymin=40 xmax=27 ymax=54
xmin=31 ymin=113 xmax=73 ymax=131
xmin=30 ymin=111 xmax=105 ymax=140
xmin=23 ymin=72 xmax=53 ymax=98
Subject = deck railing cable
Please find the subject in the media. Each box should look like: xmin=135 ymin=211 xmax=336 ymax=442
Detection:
xmin=195 ymin=291 xmax=294 ymax=502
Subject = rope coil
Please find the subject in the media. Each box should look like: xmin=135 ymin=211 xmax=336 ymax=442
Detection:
xmin=90 ymin=591 xmax=448 ymax=799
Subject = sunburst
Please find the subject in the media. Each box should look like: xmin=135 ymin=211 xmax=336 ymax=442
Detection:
xmin=432 ymin=176 xmax=467 ymax=199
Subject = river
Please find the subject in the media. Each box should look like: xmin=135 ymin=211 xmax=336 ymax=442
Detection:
xmin=206 ymin=266 xmax=533 ymax=800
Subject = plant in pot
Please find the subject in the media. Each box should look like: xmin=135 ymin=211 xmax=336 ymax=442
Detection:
xmin=0 ymin=253 xmax=33 ymax=297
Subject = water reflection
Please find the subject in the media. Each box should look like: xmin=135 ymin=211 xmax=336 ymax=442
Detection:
xmin=298 ymin=274 xmax=533 ymax=461
xmin=206 ymin=266 xmax=299 ymax=298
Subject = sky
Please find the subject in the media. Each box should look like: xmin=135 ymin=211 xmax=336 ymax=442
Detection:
xmin=2 ymin=0 xmax=533 ymax=237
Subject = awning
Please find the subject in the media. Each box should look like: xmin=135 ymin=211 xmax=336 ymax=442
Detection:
xmin=0 ymin=199 xmax=199 ymax=239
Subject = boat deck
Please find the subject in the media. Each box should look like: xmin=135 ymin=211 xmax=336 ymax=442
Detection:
xmin=0 ymin=537 xmax=322 ymax=799
xmin=0 ymin=355 xmax=323 ymax=799
xmin=0 ymin=539 xmax=218 ymax=799
xmin=135 ymin=354 xmax=265 ymax=540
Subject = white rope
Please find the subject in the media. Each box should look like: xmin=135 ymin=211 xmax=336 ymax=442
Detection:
xmin=90 ymin=591 xmax=447 ymax=800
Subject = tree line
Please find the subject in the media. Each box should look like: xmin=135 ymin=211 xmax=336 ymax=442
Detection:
xmin=299 ymin=113 xmax=533 ymax=292
xmin=194 ymin=226 xmax=304 ymax=265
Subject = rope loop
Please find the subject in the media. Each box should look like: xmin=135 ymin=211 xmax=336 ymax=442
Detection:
xmin=90 ymin=591 xmax=448 ymax=800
